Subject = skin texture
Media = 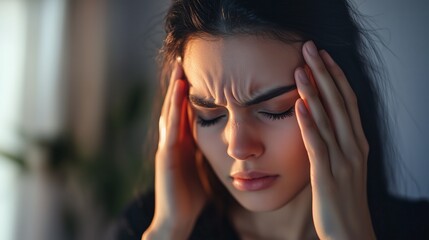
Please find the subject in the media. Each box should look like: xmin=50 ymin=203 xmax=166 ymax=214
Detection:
xmin=184 ymin=36 xmax=310 ymax=213
xmin=143 ymin=36 xmax=376 ymax=240
xmin=142 ymin=65 xmax=207 ymax=240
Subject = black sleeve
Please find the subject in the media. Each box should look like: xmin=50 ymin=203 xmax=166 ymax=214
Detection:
xmin=380 ymin=196 xmax=429 ymax=239
xmin=111 ymin=190 xmax=240 ymax=240
xmin=112 ymin=191 xmax=429 ymax=240
xmin=113 ymin=191 xmax=155 ymax=240
xmin=392 ymin=198 xmax=429 ymax=239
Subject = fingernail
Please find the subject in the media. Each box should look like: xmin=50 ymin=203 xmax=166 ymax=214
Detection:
xmin=297 ymin=68 xmax=310 ymax=85
xmin=305 ymin=41 xmax=318 ymax=56
xmin=298 ymin=101 xmax=308 ymax=116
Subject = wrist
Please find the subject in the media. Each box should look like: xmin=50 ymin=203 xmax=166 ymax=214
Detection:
xmin=142 ymin=219 xmax=195 ymax=240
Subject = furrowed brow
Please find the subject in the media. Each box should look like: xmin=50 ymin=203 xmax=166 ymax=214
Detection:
xmin=188 ymin=84 xmax=297 ymax=108
xmin=188 ymin=95 xmax=220 ymax=108
xmin=244 ymin=84 xmax=297 ymax=106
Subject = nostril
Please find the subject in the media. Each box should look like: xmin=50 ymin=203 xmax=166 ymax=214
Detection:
xmin=225 ymin=120 xmax=264 ymax=160
xmin=227 ymin=147 xmax=254 ymax=160
xmin=227 ymin=140 xmax=264 ymax=160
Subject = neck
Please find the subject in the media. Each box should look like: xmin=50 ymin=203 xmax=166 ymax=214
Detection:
xmin=229 ymin=184 xmax=317 ymax=240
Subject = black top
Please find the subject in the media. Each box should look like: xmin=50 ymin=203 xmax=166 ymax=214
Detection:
xmin=113 ymin=191 xmax=429 ymax=240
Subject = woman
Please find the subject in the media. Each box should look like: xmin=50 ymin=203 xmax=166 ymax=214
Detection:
xmin=115 ymin=0 xmax=429 ymax=239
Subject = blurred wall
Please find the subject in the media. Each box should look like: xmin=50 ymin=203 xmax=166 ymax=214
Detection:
xmin=354 ymin=0 xmax=429 ymax=199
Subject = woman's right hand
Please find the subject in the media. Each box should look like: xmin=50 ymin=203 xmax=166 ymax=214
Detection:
xmin=142 ymin=61 xmax=207 ymax=240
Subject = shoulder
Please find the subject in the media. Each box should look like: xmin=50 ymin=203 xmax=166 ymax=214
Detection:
xmin=112 ymin=190 xmax=155 ymax=240
xmin=376 ymin=194 xmax=429 ymax=239
xmin=111 ymin=190 xmax=239 ymax=240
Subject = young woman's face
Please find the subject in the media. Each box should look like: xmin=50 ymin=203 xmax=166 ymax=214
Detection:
xmin=183 ymin=35 xmax=310 ymax=212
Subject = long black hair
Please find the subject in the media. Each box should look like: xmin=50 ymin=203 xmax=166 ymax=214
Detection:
xmin=150 ymin=0 xmax=395 ymax=236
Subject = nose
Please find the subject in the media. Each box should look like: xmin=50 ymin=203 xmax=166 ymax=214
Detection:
xmin=225 ymin=119 xmax=264 ymax=160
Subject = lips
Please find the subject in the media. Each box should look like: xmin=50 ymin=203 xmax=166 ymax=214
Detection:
xmin=231 ymin=171 xmax=279 ymax=191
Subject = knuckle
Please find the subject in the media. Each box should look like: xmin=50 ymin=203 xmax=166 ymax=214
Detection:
xmin=363 ymin=141 xmax=370 ymax=158
xmin=349 ymin=90 xmax=358 ymax=106
xmin=332 ymin=66 xmax=346 ymax=79
xmin=314 ymin=60 xmax=328 ymax=73
xmin=333 ymin=95 xmax=347 ymax=112
xmin=318 ymin=115 xmax=333 ymax=133
xmin=298 ymin=81 xmax=317 ymax=98
xmin=336 ymin=161 xmax=352 ymax=179
xmin=304 ymin=88 xmax=318 ymax=99
xmin=347 ymin=150 xmax=366 ymax=176
xmin=349 ymin=152 xmax=364 ymax=164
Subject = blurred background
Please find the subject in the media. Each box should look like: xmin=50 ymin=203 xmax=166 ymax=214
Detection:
xmin=0 ymin=0 xmax=428 ymax=240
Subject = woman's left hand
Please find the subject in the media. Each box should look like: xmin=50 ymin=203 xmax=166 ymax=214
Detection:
xmin=295 ymin=41 xmax=376 ymax=240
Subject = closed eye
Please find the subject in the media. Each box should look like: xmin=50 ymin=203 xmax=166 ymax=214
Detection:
xmin=259 ymin=106 xmax=295 ymax=120
xmin=197 ymin=115 xmax=226 ymax=127
xmin=196 ymin=106 xmax=294 ymax=127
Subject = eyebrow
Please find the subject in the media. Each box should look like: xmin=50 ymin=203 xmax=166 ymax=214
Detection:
xmin=188 ymin=84 xmax=297 ymax=108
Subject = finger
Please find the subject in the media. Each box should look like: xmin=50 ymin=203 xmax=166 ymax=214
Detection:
xmin=159 ymin=63 xmax=182 ymax=146
xmin=166 ymin=79 xmax=186 ymax=147
xmin=161 ymin=60 xmax=184 ymax=123
xmin=179 ymin=82 xmax=191 ymax=142
xmin=296 ymin=67 xmax=346 ymax=182
xmin=295 ymin=67 xmax=340 ymax=155
xmin=295 ymin=98 xmax=333 ymax=183
xmin=319 ymin=50 xmax=369 ymax=159
xmin=304 ymin=64 xmax=320 ymax=96
xmin=302 ymin=41 xmax=360 ymax=157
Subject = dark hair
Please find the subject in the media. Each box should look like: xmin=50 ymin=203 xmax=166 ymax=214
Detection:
xmin=152 ymin=0 xmax=395 ymax=236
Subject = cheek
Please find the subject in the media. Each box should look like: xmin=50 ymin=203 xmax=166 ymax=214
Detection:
xmin=188 ymin=104 xmax=225 ymax=158
xmin=190 ymin=117 xmax=229 ymax=179
xmin=195 ymin=131 xmax=230 ymax=184
xmin=266 ymin=117 xmax=310 ymax=178
xmin=193 ymin=126 xmax=227 ymax=165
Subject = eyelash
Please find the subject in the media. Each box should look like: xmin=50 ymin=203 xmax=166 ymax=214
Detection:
xmin=197 ymin=115 xmax=225 ymax=127
xmin=197 ymin=107 xmax=295 ymax=127
xmin=260 ymin=107 xmax=295 ymax=120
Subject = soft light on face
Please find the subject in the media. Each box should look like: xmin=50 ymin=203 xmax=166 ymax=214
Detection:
xmin=183 ymin=35 xmax=310 ymax=212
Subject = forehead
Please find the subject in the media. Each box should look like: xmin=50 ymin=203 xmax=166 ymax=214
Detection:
xmin=182 ymin=35 xmax=303 ymax=104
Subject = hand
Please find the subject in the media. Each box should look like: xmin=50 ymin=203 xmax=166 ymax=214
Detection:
xmin=294 ymin=41 xmax=376 ymax=240
xmin=143 ymin=61 xmax=207 ymax=240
